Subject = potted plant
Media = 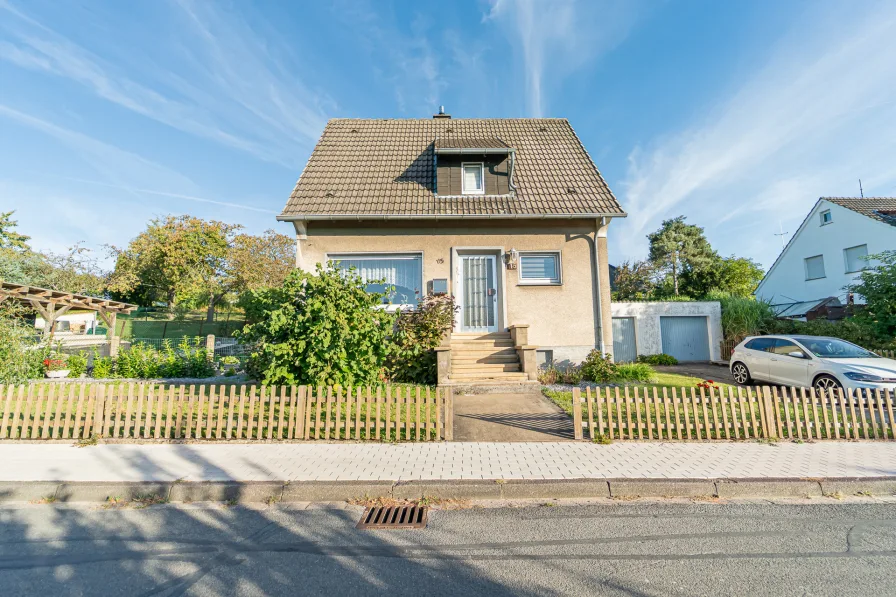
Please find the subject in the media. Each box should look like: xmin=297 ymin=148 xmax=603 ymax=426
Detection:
xmin=43 ymin=357 xmax=70 ymax=379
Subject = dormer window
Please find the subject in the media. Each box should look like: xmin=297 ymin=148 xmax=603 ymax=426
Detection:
xmin=820 ymin=209 xmax=832 ymax=225
xmin=462 ymin=163 xmax=484 ymax=195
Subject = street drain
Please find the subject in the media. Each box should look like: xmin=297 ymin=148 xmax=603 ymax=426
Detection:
xmin=356 ymin=505 xmax=429 ymax=530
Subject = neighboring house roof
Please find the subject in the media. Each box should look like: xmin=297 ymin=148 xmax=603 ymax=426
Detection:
xmin=755 ymin=197 xmax=896 ymax=296
xmin=823 ymin=197 xmax=896 ymax=226
xmin=771 ymin=297 xmax=840 ymax=318
xmin=278 ymin=118 xmax=625 ymax=220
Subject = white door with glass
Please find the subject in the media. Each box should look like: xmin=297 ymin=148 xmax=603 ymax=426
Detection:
xmin=456 ymin=255 xmax=498 ymax=333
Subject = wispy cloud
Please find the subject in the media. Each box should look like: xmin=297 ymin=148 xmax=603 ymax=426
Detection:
xmin=0 ymin=0 xmax=329 ymax=167
xmin=485 ymin=0 xmax=644 ymax=116
xmin=334 ymin=1 xmax=447 ymax=114
xmin=617 ymin=2 xmax=896 ymax=266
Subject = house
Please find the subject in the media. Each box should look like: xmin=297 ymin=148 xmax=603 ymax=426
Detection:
xmin=755 ymin=197 xmax=896 ymax=310
xmin=277 ymin=112 xmax=626 ymax=384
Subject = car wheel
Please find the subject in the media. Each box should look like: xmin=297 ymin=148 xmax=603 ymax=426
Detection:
xmin=813 ymin=374 xmax=842 ymax=393
xmin=731 ymin=362 xmax=751 ymax=385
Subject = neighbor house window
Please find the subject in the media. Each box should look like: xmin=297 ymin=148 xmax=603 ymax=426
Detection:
xmin=805 ymin=255 xmax=826 ymax=280
xmin=329 ymin=253 xmax=423 ymax=309
xmin=462 ymin=163 xmax=484 ymax=195
xmin=518 ymin=251 xmax=562 ymax=285
xmin=844 ymin=244 xmax=868 ymax=273
xmin=820 ymin=209 xmax=832 ymax=225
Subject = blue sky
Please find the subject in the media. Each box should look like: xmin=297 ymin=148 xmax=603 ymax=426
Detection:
xmin=2 ymin=0 xmax=896 ymax=270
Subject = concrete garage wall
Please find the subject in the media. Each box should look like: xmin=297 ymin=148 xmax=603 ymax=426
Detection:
xmin=611 ymin=301 xmax=723 ymax=362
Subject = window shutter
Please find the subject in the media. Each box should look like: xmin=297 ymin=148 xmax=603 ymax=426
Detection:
xmin=805 ymin=255 xmax=825 ymax=280
xmin=519 ymin=253 xmax=561 ymax=284
xmin=845 ymin=245 xmax=868 ymax=272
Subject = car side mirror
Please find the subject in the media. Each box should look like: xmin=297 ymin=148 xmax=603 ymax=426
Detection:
xmin=787 ymin=351 xmax=806 ymax=359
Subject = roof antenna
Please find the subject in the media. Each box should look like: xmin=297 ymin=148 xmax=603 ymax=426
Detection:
xmin=859 ymin=178 xmax=864 ymax=198
xmin=774 ymin=221 xmax=789 ymax=248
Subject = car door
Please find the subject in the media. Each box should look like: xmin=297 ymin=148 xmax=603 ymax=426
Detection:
xmin=768 ymin=339 xmax=812 ymax=387
xmin=742 ymin=337 xmax=775 ymax=381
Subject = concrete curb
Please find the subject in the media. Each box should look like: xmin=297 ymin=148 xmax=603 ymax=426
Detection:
xmin=2 ymin=477 xmax=896 ymax=503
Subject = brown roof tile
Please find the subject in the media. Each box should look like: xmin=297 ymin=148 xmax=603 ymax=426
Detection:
xmin=279 ymin=118 xmax=625 ymax=219
xmin=823 ymin=197 xmax=896 ymax=226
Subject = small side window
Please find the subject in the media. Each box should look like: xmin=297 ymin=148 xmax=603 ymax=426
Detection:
xmin=462 ymin=163 xmax=484 ymax=195
xmin=518 ymin=252 xmax=561 ymax=285
xmin=820 ymin=209 xmax=832 ymax=225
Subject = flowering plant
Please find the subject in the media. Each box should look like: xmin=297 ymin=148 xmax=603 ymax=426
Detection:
xmin=696 ymin=379 xmax=717 ymax=390
xmin=42 ymin=358 xmax=69 ymax=372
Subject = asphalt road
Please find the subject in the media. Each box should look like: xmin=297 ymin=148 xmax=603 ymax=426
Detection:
xmin=1 ymin=500 xmax=895 ymax=596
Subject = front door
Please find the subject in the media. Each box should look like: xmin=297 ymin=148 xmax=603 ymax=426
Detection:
xmin=457 ymin=254 xmax=498 ymax=333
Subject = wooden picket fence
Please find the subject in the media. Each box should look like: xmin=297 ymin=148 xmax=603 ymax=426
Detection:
xmin=571 ymin=385 xmax=896 ymax=441
xmin=0 ymin=383 xmax=454 ymax=442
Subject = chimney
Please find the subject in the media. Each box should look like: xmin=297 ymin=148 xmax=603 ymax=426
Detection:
xmin=433 ymin=105 xmax=451 ymax=119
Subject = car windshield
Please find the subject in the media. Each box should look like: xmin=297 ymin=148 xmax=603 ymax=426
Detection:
xmin=797 ymin=338 xmax=879 ymax=359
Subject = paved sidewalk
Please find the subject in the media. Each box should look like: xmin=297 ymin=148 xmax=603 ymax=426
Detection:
xmin=1 ymin=442 xmax=895 ymax=482
xmin=453 ymin=393 xmax=574 ymax=441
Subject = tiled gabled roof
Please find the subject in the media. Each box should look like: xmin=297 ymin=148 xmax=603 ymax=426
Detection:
xmin=434 ymin=137 xmax=509 ymax=150
xmin=823 ymin=197 xmax=896 ymax=226
xmin=278 ymin=118 xmax=625 ymax=219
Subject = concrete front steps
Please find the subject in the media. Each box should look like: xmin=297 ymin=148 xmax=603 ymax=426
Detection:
xmin=446 ymin=332 xmax=531 ymax=385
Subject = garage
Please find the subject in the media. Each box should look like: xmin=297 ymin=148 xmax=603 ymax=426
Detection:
xmin=612 ymin=317 xmax=637 ymax=363
xmin=660 ymin=316 xmax=711 ymax=362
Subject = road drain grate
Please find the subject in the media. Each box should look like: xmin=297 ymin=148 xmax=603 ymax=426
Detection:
xmin=356 ymin=505 xmax=428 ymax=529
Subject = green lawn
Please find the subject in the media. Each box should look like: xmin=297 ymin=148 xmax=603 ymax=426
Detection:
xmin=543 ymin=371 xmax=735 ymax=418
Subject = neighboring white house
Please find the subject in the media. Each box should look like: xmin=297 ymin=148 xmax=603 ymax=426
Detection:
xmin=755 ymin=197 xmax=896 ymax=309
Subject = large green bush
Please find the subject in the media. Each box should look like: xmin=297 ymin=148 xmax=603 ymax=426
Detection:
xmin=848 ymin=250 xmax=896 ymax=346
xmin=238 ymin=265 xmax=396 ymax=386
xmin=0 ymin=303 xmax=51 ymax=383
xmin=580 ymin=351 xmax=618 ymax=382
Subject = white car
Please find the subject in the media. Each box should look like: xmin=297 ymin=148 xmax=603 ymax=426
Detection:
xmin=729 ymin=335 xmax=896 ymax=393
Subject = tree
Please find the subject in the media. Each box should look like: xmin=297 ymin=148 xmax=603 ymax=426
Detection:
xmin=680 ymin=255 xmax=764 ymax=298
xmin=848 ymin=250 xmax=896 ymax=343
xmin=228 ymin=229 xmax=296 ymax=292
xmin=647 ymin=216 xmax=717 ymax=296
xmin=612 ymin=260 xmax=656 ymax=300
xmin=0 ymin=211 xmax=31 ymax=251
xmin=109 ymin=217 xmax=295 ymax=320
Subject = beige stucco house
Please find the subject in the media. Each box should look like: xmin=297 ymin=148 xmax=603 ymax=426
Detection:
xmin=277 ymin=112 xmax=626 ymax=384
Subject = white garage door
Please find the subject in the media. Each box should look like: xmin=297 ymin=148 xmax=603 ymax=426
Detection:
xmin=660 ymin=316 xmax=710 ymax=362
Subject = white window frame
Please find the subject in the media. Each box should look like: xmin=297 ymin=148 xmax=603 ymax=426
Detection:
xmin=517 ymin=251 xmax=562 ymax=286
xmin=327 ymin=251 xmax=424 ymax=312
xmin=844 ymin=244 xmax=869 ymax=274
xmin=461 ymin=162 xmax=485 ymax=195
xmin=819 ymin=209 xmax=832 ymax=225
xmin=804 ymin=254 xmax=826 ymax=281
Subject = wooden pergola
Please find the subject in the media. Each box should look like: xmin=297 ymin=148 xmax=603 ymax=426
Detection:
xmin=0 ymin=281 xmax=137 ymax=337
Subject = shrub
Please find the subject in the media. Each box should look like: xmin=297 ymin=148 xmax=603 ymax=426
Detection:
xmin=91 ymin=351 xmax=114 ymax=379
xmin=238 ymin=265 xmax=395 ymax=386
xmin=538 ymin=364 xmax=561 ymax=385
xmin=706 ymin=291 xmax=777 ymax=340
xmin=0 ymin=302 xmax=51 ymax=383
xmin=560 ymin=365 xmax=584 ymax=385
xmin=637 ymin=353 xmax=678 ymax=366
xmin=386 ymin=294 xmax=456 ymax=384
xmin=614 ymin=362 xmax=654 ymax=382
xmin=580 ymin=351 xmax=617 ymax=382
xmin=67 ymin=352 xmax=88 ymax=377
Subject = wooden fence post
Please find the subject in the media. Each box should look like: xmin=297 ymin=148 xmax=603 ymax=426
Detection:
xmin=206 ymin=334 xmax=215 ymax=361
xmin=572 ymin=387 xmax=583 ymax=440
xmin=444 ymin=387 xmax=454 ymax=441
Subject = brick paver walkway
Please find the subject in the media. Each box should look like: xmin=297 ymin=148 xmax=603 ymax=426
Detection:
xmin=1 ymin=442 xmax=894 ymax=482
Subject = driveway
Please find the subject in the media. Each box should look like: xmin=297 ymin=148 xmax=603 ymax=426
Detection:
xmin=655 ymin=362 xmax=736 ymax=385
xmin=452 ymin=392 xmax=574 ymax=441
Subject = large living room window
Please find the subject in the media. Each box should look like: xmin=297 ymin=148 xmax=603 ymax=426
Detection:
xmin=329 ymin=253 xmax=423 ymax=309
